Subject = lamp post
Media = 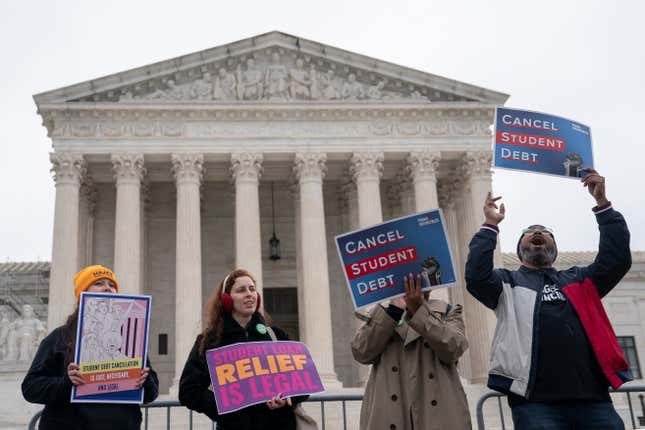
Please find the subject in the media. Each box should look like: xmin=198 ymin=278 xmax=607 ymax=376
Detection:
xmin=269 ymin=182 xmax=281 ymax=261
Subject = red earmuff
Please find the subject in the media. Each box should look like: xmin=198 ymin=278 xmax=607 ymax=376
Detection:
xmin=220 ymin=291 xmax=262 ymax=313
xmin=221 ymin=292 xmax=234 ymax=313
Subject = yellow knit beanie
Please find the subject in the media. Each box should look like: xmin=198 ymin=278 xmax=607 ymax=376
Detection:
xmin=73 ymin=265 xmax=119 ymax=302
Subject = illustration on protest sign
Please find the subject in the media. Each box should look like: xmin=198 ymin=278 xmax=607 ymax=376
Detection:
xmin=206 ymin=341 xmax=324 ymax=414
xmin=71 ymin=292 xmax=151 ymax=404
xmin=335 ymin=209 xmax=456 ymax=310
xmin=493 ymin=107 xmax=594 ymax=179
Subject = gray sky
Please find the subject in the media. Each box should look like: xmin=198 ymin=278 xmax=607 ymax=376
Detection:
xmin=1 ymin=0 xmax=643 ymax=261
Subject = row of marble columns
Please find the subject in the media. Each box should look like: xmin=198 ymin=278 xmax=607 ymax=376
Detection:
xmin=48 ymin=149 xmax=497 ymax=386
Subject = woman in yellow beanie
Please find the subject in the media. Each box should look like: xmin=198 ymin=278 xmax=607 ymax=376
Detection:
xmin=21 ymin=265 xmax=159 ymax=430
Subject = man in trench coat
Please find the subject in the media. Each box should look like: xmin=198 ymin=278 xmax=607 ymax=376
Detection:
xmin=351 ymin=274 xmax=472 ymax=430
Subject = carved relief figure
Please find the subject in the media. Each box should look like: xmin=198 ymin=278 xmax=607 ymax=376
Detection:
xmin=264 ymin=52 xmax=289 ymax=100
xmin=367 ymin=80 xmax=387 ymax=100
xmin=146 ymin=79 xmax=186 ymax=101
xmin=118 ymin=90 xmax=134 ymax=102
xmin=342 ymin=73 xmax=365 ymax=100
xmin=190 ymin=72 xmax=214 ymax=101
xmin=320 ymin=69 xmax=341 ymax=100
xmin=213 ymin=67 xmax=237 ymax=101
xmin=237 ymin=58 xmax=263 ymax=100
xmin=309 ymin=64 xmax=321 ymax=100
xmin=289 ymin=58 xmax=312 ymax=99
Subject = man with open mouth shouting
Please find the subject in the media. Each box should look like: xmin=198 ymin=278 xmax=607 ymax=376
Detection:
xmin=465 ymin=168 xmax=632 ymax=429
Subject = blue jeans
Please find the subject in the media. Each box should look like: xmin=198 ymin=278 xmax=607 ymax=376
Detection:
xmin=511 ymin=401 xmax=624 ymax=429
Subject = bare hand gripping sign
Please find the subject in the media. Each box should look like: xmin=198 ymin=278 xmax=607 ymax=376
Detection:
xmin=335 ymin=209 xmax=457 ymax=309
xmin=493 ymin=107 xmax=594 ymax=178
xmin=206 ymin=341 xmax=324 ymax=414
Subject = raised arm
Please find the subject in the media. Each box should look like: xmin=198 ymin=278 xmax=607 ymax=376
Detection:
xmin=403 ymin=274 xmax=468 ymax=364
xmin=465 ymin=192 xmax=504 ymax=309
xmin=579 ymin=169 xmax=631 ymax=297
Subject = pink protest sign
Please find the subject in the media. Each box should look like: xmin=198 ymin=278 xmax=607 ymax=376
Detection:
xmin=206 ymin=341 xmax=324 ymax=414
xmin=71 ymin=292 xmax=151 ymax=404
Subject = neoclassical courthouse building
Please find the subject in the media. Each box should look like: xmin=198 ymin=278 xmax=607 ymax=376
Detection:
xmin=30 ymin=32 xmax=643 ymax=395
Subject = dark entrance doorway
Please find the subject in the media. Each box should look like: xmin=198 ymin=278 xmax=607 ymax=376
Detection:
xmin=263 ymin=287 xmax=299 ymax=341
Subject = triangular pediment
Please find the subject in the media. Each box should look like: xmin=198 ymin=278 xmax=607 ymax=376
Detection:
xmin=34 ymin=31 xmax=508 ymax=106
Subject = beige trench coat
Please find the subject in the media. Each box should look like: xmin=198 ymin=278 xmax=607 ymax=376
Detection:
xmin=351 ymin=300 xmax=471 ymax=430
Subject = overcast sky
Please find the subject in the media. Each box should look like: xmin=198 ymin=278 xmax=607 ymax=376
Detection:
xmin=1 ymin=0 xmax=643 ymax=261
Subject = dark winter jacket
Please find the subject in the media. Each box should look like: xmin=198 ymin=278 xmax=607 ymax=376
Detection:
xmin=465 ymin=203 xmax=632 ymax=401
xmin=22 ymin=326 xmax=159 ymax=430
xmin=178 ymin=312 xmax=304 ymax=430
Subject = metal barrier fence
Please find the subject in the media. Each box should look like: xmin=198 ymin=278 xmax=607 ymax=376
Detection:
xmin=28 ymin=393 xmax=364 ymax=430
xmin=476 ymin=384 xmax=645 ymax=430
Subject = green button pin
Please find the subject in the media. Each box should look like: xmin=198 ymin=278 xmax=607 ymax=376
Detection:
xmin=256 ymin=323 xmax=267 ymax=334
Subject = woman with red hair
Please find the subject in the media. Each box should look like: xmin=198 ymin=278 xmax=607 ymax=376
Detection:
xmin=178 ymin=268 xmax=305 ymax=430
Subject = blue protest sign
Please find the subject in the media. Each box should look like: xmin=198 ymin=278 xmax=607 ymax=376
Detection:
xmin=335 ymin=210 xmax=456 ymax=310
xmin=493 ymin=107 xmax=594 ymax=179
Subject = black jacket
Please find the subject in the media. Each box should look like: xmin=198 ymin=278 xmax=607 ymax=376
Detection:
xmin=179 ymin=312 xmax=303 ymax=430
xmin=22 ymin=326 xmax=159 ymax=430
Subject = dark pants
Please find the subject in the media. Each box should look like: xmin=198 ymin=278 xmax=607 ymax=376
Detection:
xmin=511 ymin=401 xmax=624 ymax=430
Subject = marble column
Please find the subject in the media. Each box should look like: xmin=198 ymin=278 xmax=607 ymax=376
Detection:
xmin=458 ymin=151 xmax=497 ymax=383
xmin=231 ymin=152 xmax=264 ymax=292
xmin=78 ymin=178 xmax=97 ymax=269
xmin=407 ymin=151 xmax=449 ymax=302
xmin=293 ymin=152 xmax=339 ymax=386
xmin=349 ymin=152 xmax=385 ymax=387
xmin=112 ymin=154 xmax=145 ymax=295
xmin=350 ymin=152 xmax=384 ymax=227
xmin=290 ymin=181 xmax=305 ymax=341
xmin=339 ymin=175 xmax=370 ymax=387
xmin=438 ymin=178 xmax=472 ymax=376
xmin=48 ymin=153 xmax=85 ymax=329
xmin=170 ymin=154 xmax=204 ymax=392
xmin=394 ymin=169 xmax=415 ymax=216
xmin=407 ymin=151 xmax=440 ymax=213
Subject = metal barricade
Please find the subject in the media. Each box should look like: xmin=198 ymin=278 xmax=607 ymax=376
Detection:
xmin=476 ymin=384 xmax=645 ymax=430
xmin=28 ymin=393 xmax=364 ymax=430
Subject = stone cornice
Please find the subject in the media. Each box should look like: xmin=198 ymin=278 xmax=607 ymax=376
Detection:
xmin=41 ymin=104 xmax=494 ymax=140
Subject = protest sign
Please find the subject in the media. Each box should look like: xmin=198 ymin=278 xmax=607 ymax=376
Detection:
xmin=493 ymin=107 xmax=594 ymax=178
xmin=335 ymin=209 xmax=456 ymax=310
xmin=206 ymin=341 xmax=324 ymax=414
xmin=71 ymin=292 xmax=151 ymax=404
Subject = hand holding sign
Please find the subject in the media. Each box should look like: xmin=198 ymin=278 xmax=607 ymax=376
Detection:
xmin=403 ymin=273 xmax=424 ymax=316
xmin=135 ymin=367 xmax=150 ymax=389
xmin=580 ymin=168 xmax=609 ymax=206
xmin=67 ymin=363 xmax=86 ymax=386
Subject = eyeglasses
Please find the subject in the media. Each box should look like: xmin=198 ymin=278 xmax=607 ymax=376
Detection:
xmin=521 ymin=225 xmax=554 ymax=235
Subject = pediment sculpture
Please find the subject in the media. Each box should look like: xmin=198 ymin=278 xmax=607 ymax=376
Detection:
xmin=115 ymin=51 xmax=433 ymax=103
